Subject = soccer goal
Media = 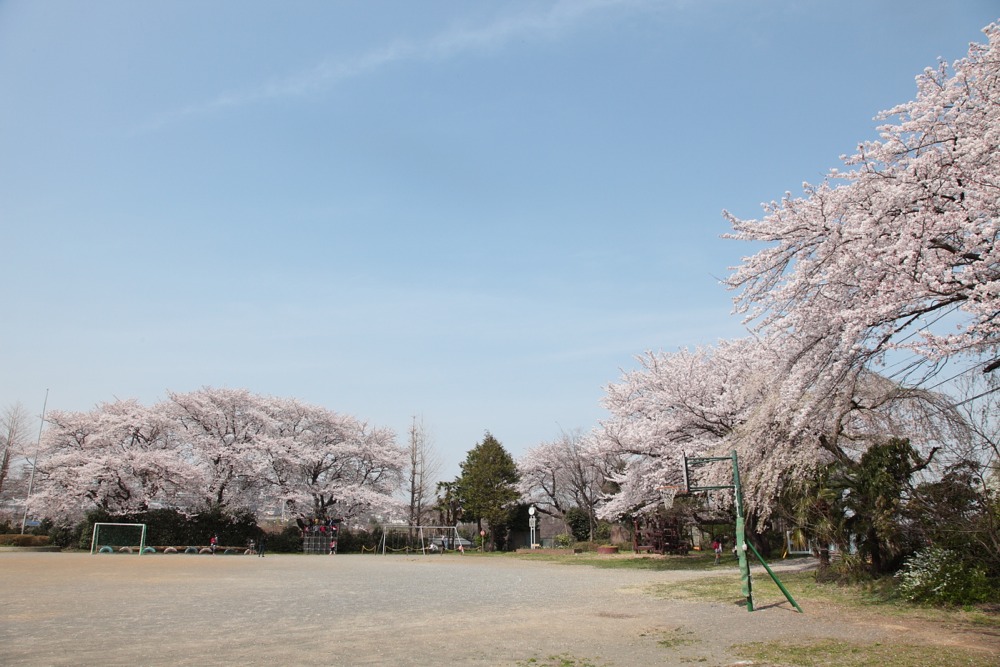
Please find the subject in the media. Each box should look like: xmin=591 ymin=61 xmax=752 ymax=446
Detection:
xmin=90 ymin=523 xmax=148 ymax=555
xmin=379 ymin=524 xmax=464 ymax=555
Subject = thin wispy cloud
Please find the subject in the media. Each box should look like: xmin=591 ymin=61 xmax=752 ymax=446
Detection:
xmin=136 ymin=0 xmax=645 ymax=133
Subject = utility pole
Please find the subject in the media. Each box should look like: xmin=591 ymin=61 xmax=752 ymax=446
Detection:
xmin=20 ymin=389 xmax=48 ymax=534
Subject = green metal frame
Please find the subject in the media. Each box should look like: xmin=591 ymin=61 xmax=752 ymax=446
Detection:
xmin=90 ymin=522 xmax=148 ymax=555
xmin=683 ymin=450 xmax=802 ymax=613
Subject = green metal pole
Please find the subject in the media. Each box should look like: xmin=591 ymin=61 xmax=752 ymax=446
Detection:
xmin=732 ymin=450 xmax=753 ymax=611
xmin=745 ymin=540 xmax=803 ymax=613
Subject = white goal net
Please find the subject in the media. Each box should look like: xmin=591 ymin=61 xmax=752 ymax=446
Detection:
xmin=91 ymin=523 xmax=148 ymax=555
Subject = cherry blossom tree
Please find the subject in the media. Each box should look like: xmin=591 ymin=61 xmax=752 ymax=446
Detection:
xmin=590 ymin=338 xmax=774 ymax=520
xmin=517 ymin=429 xmax=618 ymax=540
xmin=725 ymin=23 xmax=1000 ymax=419
xmin=582 ymin=23 xmax=995 ymax=555
xmin=590 ymin=338 xmax=964 ymax=524
xmin=166 ymin=388 xmax=276 ymax=511
xmin=34 ymin=399 xmax=198 ymax=520
xmin=32 ymin=388 xmax=405 ymax=523
xmin=274 ymin=403 xmax=405 ymax=520
xmin=167 ymin=388 xmax=406 ymax=520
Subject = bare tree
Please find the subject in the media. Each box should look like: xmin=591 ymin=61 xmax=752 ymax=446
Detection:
xmin=406 ymin=416 xmax=441 ymax=525
xmin=952 ymin=371 xmax=1000 ymax=488
xmin=0 ymin=403 xmax=32 ymax=500
xmin=518 ymin=429 xmax=614 ymax=540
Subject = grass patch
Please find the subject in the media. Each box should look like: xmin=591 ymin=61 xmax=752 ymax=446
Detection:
xmin=515 ymin=653 xmax=611 ymax=667
xmin=734 ymin=638 xmax=989 ymax=667
xmin=512 ymin=550 xmax=999 ymax=662
xmin=644 ymin=568 xmax=1000 ymax=620
xmin=750 ymin=570 xmax=863 ymax=608
xmin=508 ymin=549 xmax=1000 ymax=632
xmin=965 ymin=606 xmax=1000 ymax=628
xmin=511 ymin=550 xmax=1000 ymax=614
xmin=647 ymin=573 xmax=742 ymax=603
xmin=645 ymin=569 xmax=996 ymax=610
xmin=639 ymin=626 xmax=700 ymax=649
xmin=510 ymin=549 xmax=734 ymax=571
xmin=753 ymin=572 xmax=1000 ymax=627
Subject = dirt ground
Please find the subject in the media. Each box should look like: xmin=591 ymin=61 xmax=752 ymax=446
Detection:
xmin=1 ymin=551 xmax=996 ymax=666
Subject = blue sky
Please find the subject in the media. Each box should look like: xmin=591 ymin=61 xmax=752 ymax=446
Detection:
xmin=2 ymin=1 xmax=997 ymax=480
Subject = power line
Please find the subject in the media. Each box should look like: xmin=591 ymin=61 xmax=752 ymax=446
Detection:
xmin=948 ymin=384 xmax=1000 ymax=410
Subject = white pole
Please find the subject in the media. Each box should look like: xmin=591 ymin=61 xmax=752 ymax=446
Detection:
xmin=20 ymin=389 xmax=49 ymax=535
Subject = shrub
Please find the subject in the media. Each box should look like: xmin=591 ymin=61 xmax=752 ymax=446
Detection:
xmin=0 ymin=534 xmax=51 ymax=547
xmin=563 ymin=509 xmax=614 ymax=542
xmin=553 ymin=533 xmax=574 ymax=548
xmin=594 ymin=520 xmax=612 ymax=542
xmin=565 ymin=508 xmax=591 ymax=542
xmin=263 ymin=524 xmax=303 ymax=553
xmin=819 ymin=552 xmax=873 ymax=585
xmin=896 ymin=546 xmax=992 ymax=605
xmin=338 ymin=527 xmax=378 ymax=553
xmin=46 ymin=523 xmax=79 ymax=548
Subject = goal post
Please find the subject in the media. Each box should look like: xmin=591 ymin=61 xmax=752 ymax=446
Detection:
xmin=91 ymin=523 xmax=148 ymax=555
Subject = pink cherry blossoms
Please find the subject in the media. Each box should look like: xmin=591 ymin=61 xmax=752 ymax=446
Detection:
xmin=32 ymin=388 xmax=406 ymax=521
xmin=586 ymin=23 xmax=999 ymax=523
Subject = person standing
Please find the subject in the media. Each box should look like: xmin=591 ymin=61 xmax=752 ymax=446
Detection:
xmin=210 ymin=534 xmax=218 ymax=555
xmin=712 ymin=538 xmax=722 ymax=565
xmin=258 ymin=535 xmax=266 ymax=558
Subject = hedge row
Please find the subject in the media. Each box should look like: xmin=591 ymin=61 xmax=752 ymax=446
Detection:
xmin=0 ymin=534 xmax=52 ymax=547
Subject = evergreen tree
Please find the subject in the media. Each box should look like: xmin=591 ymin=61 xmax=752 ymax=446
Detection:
xmin=456 ymin=431 xmax=519 ymax=550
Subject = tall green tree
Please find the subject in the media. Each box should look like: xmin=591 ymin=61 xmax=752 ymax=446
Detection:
xmin=456 ymin=431 xmax=519 ymax=550
xmin=434 ymin=480 xmax=462 ymax=527
xmin=844 ymin=438 xmax=933 ymax=576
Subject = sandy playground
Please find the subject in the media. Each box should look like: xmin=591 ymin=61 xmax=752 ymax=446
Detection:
xmin=1 ymin=551 xmax=995 ymax=666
